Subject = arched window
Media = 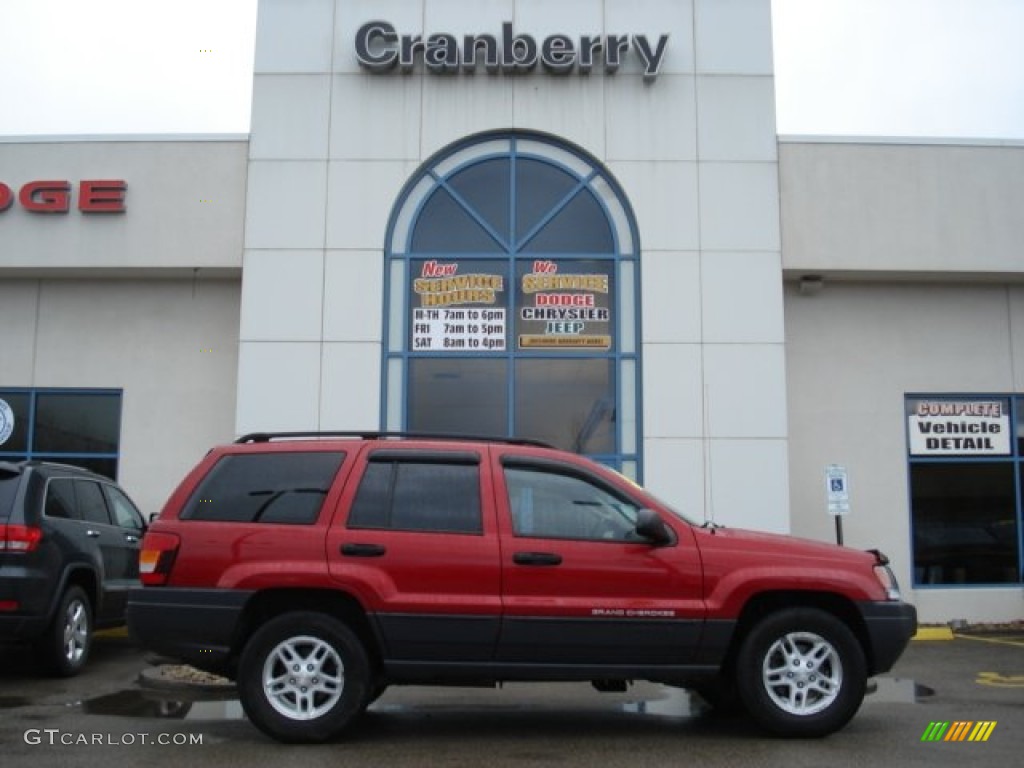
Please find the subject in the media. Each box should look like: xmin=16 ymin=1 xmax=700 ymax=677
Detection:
xmin=382 ymin=132 xmax=642 ymax=478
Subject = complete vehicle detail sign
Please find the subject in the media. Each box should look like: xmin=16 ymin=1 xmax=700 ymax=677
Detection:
xmin=907 ymin=399 xmax=1010 ymax=456
xmin=356 ymin=21 xmax=670 ymax=80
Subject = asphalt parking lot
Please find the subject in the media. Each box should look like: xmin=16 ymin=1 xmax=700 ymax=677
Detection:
xmin=0 ymin=626 xmax=1021 ymax=767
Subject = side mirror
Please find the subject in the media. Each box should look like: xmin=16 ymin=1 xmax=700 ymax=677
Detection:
xmin=635 ymin=508 xmax=672 ymax=546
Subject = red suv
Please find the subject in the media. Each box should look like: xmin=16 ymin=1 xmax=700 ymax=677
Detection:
xmin=127 ymin=433 xmax=916 ymax=743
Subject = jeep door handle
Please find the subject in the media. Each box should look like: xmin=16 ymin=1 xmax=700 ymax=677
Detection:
xmin=124 ymin=534 xmax=139 ymax=544
xmin=86 ymin=529 xmax=101 ymax=538
xmin=513 ymin=551 xmax=563 ymax=566
xmin=341 ymin=543 xmax=387 ymax=558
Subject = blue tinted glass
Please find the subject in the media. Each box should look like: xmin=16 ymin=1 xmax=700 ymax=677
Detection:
xmin=408 ymin=358 xmax=508 ymax=436
xmin=448 ymin=158 xmax=510 ymax=245
xmin=522 ymin=188 xmax=613 ymax=253
xmin=515 ymin=158 xmax=577 ymax=245
xmin=411 ymin=188 xmax=502 ymax=253
xmin=514 ymin=359 xmax=614 ymax=452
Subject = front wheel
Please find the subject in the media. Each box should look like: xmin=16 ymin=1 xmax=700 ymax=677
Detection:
xmin=237 ymin=612 xmax=372 ymax=743
xmin=735 ymin=608 xmax=866 ymax=737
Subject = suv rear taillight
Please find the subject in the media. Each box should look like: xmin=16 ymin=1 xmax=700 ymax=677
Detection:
xmin=139 ymin=531 xmax=181 ymax=585
xmin=0 ymin=524 xmax=43 ymax=553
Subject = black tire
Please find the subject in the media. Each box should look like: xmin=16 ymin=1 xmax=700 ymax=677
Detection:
xmin=693 ymin=676 xmax=744 ymax=717
xmin=735 ymin=608 xmax=866 ymax=737
xmin=237 ymin=612 xmax=372 ymax=743
xmin=37 ymin=586 xmax=92 ymax=677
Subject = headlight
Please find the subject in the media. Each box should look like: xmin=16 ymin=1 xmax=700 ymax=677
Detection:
xmin=873 ymin=564 xmax=902 ymax=601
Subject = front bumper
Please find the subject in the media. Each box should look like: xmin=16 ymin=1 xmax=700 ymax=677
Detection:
xmin=126 ymin=587 xmax=254 ymax=675
xmin=858 ymin=600 xmax=918 ymax=674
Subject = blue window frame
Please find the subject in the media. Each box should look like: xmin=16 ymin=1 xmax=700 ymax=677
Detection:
xmin=382 ymin=132 xmax=643 ymax=478
xmin=905 ymin=394 xmax=1023 ymax=587
xmin=0 ymin=388 xmax=122 ymax=479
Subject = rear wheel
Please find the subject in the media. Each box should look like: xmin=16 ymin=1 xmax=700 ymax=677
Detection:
xmin=237 ymin=612 xmax=371 ymax=743
xmin=735 ymin=608 xmax=866 ymax=737
xmin=38 ymin=586 xmax=92 ymax=677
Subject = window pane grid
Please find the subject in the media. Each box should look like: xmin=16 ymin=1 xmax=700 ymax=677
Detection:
xmin=0 ymin=388 xmax=122 ymax=480
xmin=383 ymin=132 xmax=642 ymax=479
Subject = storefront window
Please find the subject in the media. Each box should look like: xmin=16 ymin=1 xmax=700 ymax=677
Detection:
xmin=0 ymin=389 xmax=122 ymax=479
xmin=384 ymin=132 xmax=641 ymax=476
xmin=906 ymin=395 xmax=1022 ymax=586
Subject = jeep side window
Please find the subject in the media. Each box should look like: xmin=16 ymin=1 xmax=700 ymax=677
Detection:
xmin=180 ymin=452 xmax=346 ymax=524
xmin=103 ymin=484 xmax=144 ymax=530
xmin=44 ymin=478 xmax=79 ymax=519
xmin=76 ymin=480 xmax=113 ymax=526
xmin=348 ymin=461 xmax=482 ymax=534
xmin=504 ymin=466 xmax=640 ymax=542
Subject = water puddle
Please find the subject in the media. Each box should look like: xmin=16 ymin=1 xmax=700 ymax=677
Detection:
xmin=622 ymin=687 xmax=707 ymax=717
xmin=81 ymin=689 xmax=245 ymax=721
xmin=0 ymin=695 xmax=32 ymax=708
xmin=866 ymin=677 xmax=935 ymax=703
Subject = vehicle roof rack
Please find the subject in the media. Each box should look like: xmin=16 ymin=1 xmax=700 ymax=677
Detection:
xmin=233 ymin=431 xmax=555 ymax=449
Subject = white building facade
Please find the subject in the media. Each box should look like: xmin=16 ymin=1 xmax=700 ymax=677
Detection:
xmin=1 ymin=0 xmax=1021 ymax=623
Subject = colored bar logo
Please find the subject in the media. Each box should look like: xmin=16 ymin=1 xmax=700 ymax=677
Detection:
xmin=921 ymin=721 xmax=997 ymax=742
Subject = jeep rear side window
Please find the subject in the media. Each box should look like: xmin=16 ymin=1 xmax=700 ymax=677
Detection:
xmin=181 ymin=452 xmax=345 ymax=524
xmin=44 ymin=478 xmax=78 ymax=520
xmin=348 ymin=461 xmax=482 ymax=534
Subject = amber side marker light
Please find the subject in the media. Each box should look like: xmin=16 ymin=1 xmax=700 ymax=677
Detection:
xmin=139 ymin=532 xmax=181 ymax=586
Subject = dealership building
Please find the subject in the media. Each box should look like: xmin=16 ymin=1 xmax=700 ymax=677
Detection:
xmin=1 ymin=0 xmax=1022 ymax=624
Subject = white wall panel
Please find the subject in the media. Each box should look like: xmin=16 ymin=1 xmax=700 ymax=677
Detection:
xmin=320 ymin=342 xmax=382 ymax=428
xmin=694 ymin=0 xmax=773 ymax=74
xmin=420 ymin=78 xmax=514 ymax=159
xmin=236 ymin=342 xmax=322 ymax=433
xmin=701 ymin=251 xmax=784 ymax=343
xmin=606 ymin=75 xmax=696 ymax=161
xmin=512 ymin=76 xmax=605 ymax=158
xmin=697 ymin=75 xmax=776 ymax=162
xmin=640 ymin=251 xmax=701 ymax=343
xmin=642 ymin=343 xmax=703 ymax=437
xmin=703 ymin=343 xmax=787 ymax=438
xmin=323 ymin=250 xmax=384 ymax=341
xmin=698 ymin=162 xmax=780 ymax=251
xmin=240 ymin=250 xmax=324 ymax=341
xmin=643 ymin=437 xmax=706 ymax=521
xmin=255 ymin=0 xmax=335 ymax=73
xmin=608 ymin=161 xmax=700 ymax=251
xmin=245 ymin=161 xmax=328 ymax=249
xmin=331 ymin=75 xmax=422 ymax=160
xmin=325 ymin=161 xmax=417 ymax=250
xmin=708 ymin=438 xmax=790 ymax=532
xmin=250 ymin=75 xmax=332 ymax=159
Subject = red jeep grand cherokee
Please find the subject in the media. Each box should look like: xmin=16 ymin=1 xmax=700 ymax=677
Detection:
xmin=127 ymin=432 xmax=916 ymax=743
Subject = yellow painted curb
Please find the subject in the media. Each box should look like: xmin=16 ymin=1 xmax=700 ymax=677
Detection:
xmin=913 ymin=626 xmax=955 ymax=641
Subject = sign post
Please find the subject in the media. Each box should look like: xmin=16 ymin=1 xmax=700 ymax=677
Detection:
xmin=825 ymin=464 xmax=849 ymax=546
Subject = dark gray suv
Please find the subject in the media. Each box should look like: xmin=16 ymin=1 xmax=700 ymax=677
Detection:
xmin=0 ymin=461 xmax=145 ymax=675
